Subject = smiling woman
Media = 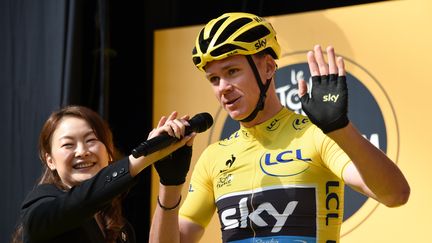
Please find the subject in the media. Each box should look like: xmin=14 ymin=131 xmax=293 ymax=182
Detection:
xmin=11 ymin=105 xmax=195 ymax=243
xmin=41 ymin=108 xmax=113 ymax=189
xmin=44 ymin=116 xmax=111 ymax=187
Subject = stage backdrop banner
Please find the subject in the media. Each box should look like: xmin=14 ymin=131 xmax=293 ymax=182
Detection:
xmin=153 ymin=0 xmax=431 ymax=242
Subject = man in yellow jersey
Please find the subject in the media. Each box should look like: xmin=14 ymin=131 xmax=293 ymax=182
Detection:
xmin=149 ymin=12 xmax=410 ymax=243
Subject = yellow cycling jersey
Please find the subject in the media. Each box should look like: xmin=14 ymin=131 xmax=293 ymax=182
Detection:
xmin=180 ymin=108 xmax=352 ymax=243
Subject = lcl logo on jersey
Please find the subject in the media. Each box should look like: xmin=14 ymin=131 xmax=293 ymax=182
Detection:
xmin=209 ymin=51 xmax=399 ymax=238
xmin=259 ymin=149 xmax=312 ymax=177
xmin=266 ymin=118 xmax=281 ymax=131
xmin=292 ymin=118 xmax=309 ymax=130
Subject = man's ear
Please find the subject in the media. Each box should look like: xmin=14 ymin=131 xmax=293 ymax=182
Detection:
xmin=45 ymin=153 xmax=56 ymax=171
xmin=265 ymin=55 xmax=277 ymax=79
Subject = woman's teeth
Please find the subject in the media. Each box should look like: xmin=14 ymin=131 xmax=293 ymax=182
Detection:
xmin=74 ymin=162 xmax=94 ymax=169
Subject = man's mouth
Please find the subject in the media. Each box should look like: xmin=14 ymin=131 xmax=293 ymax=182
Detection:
xmin=225 ymin=97 xmax=240 ymax=106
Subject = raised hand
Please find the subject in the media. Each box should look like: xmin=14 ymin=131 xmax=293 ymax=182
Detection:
xmin=298 ymin=45 xmax=349 ymax=133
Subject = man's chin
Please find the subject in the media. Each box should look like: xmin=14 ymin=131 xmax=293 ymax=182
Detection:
xmin=223 ymin=104 xmax=253 ymax=120
xmin=227 ymin=111 xmax=241 ymax=120
xmin=227 ymin=111 xmax=249 ymax=122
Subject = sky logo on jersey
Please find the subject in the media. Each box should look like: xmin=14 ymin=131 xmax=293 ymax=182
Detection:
xmin=232 ymin=236 xmax=315 ymax=243
xmin=216 ymin=187 xmax=317 ymax=242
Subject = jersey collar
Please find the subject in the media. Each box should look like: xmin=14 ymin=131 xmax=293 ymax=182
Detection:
xmin=239 ymin=108 xmax=294 ymax=142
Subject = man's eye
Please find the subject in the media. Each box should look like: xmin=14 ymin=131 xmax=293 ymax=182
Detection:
xmin=209 ymin=77 xmax=220 ymax=85
xmin=228 ymin=69 xmax=238 ymax=75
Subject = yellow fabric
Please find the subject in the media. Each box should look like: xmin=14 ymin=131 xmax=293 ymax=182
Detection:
xmin=180 ymin=108 xmax=351 ymax=242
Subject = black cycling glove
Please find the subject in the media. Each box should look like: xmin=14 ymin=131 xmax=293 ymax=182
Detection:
xmin=300 ymin=74 xmax=349 ymax=133
xmin=154 ymin=145 xmax=192 ymax=185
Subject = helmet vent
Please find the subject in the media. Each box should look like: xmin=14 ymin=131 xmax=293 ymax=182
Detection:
xmin=210 ymin=17 xmax=229 ymax=40
xmin=215 ymin=17 xmax=252 ymax=46
xmin=192 ymin=56 xmax=201 ymax=66
xmin=197 ymin=29 xmax=209 ymax=53
xmin=210 ymin=44 xmax=247 ymax=57
xmin=235 ymin=25 xmax=270 ymax=43
xmin=198 ymin=17 xmax=229 ymax=54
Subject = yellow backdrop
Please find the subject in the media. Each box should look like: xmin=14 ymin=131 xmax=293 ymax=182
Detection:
xmin=152 ymin=0 xmax=432 ymax=241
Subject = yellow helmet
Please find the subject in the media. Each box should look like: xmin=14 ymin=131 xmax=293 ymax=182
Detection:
xmin=192 ymin=12 xmax=281 ymax=71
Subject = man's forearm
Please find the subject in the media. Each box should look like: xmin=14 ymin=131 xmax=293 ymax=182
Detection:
xmin=328 ymin=122 xmax=410 ymax=206
xmin=149 ymin=184 xmax=183 ymax=243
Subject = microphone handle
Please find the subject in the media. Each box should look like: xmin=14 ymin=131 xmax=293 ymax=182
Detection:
xmin=131 ymin=126 xmax=193 ymax=158
xmin=131 ymin=134 xmax=177 ymax=158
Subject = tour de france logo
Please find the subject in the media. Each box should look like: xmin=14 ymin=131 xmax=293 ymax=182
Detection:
xmin=208 ymin=51 xmax=400 ymax=237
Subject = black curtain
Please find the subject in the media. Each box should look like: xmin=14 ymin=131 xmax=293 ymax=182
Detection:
xmin=108 ymin=1 xmax=153 ymax=242
xmin=0 ymin=1 xmax=71 ymax=242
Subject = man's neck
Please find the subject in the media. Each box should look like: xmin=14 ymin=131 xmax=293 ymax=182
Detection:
xmin=240 ymin=97 xmax=283 ymax=128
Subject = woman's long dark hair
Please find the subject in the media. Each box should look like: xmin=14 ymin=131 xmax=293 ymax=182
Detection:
xmin=12 ymin=105 xmax=124 ymax=243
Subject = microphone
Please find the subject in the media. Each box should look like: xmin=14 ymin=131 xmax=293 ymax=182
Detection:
xmin=131 ymin=112 xmax=213 ymax=158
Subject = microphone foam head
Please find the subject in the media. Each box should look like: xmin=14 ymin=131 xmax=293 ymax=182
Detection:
xmin=190 ymin=112 xmax=214 ymax=133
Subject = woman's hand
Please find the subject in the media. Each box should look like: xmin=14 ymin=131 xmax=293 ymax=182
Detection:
xmin=129 ymin=111 xmax=195 ymax=177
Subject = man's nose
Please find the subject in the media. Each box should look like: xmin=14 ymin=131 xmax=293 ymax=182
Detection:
xmin=218 ymin=78 xmax=232 ymax=93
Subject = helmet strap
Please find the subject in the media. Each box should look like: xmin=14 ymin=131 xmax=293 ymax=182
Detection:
xmin=240 ymin=55 xmax=272 ymax=123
